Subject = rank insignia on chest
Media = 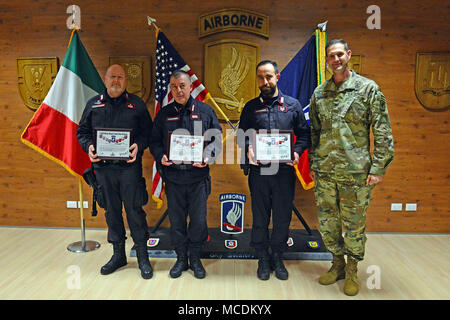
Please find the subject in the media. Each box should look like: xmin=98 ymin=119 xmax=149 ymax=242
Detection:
xmin=92 ymin=104 xmax=105 ymax=109
xmin=127 ymin=103 xmax=135 ymax=109
xmin=190 ymin=113 xmax=200 ymax=120
xmin=166 ymin=116 xmax=180 ymax=122
xmin=220 ymin=193 xmax=246 ymax=234
xmin=254 ymin=107 xmax=268 ymax=114
xmin=278 ymin=105 xmax=287 ymax=112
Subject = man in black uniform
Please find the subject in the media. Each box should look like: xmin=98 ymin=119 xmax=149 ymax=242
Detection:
xmin=239 ymin=60 xmax=310 ymax=280
xmin=77 ymin=64 xmax=153 ymax=279
xmin=149 ymin=69 xmax=222 ymax=279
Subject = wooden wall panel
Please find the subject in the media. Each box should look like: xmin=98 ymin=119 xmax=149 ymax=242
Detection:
xmin=0 ymin=0 xmax=449 ymax=232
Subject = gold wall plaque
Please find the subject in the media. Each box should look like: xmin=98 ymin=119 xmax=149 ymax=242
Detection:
xmin=415 ymin=53 xmax=450 ymax=111
xmin=205 ymin=39 xmax=260 ymax=121
xmin=17 ymin=57 xmax=58 ymax=111
xmin=199 ymin=8 xmax=269 ymax=39
xmin=326 ymin=55 xmax=362 ymax=80
xmin=109 ymin=56 xmax=151 ymax=103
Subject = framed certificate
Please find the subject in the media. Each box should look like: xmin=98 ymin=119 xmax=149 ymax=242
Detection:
xmin=94 ymin=128 xmax=132 ymax=161
xmin=167 ymin=132 xmax=205 ymax=164
xmin=253 ymin=130 xmax=294 ymax=163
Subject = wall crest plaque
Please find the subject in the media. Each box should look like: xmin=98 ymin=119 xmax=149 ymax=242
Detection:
xmin=17 ymin=57 xmax=58 ymax=111
xmin=415 ymin=53 xmax=449 ymax=111
xmin=109 ymin=56 xmax=151 ymax=103
xmin=204 ymin=39 xmax=260 ymax=121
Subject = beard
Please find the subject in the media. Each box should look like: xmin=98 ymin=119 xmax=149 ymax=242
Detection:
xmin=109 ymin=85 xmax=123 ymax=94
xmin=108 ymin=84 xmax=125 ymax=98
xmin=259 ymin=84 xmax=276 ymax=98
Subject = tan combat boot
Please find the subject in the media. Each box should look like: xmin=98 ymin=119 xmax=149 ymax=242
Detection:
xmin=344 ymin=256 xmax=359 ymax=296
xmin=319 ymin=254 xmax=346 ymax=285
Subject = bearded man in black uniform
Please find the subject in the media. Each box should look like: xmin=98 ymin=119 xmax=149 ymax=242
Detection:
xmin=149 ymin=69 xmax=222 ymax=279
xmin=239 ymin=60 xmax=311 ymax=281
xmin=77 ymin=64 xmax=153 ymax=279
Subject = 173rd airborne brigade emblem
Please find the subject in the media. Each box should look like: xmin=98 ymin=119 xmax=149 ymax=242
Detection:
xmin=17 ymin=57 xmax=58 ymax=111
xmin=220 ymin=193 xmax=246 ymax=249
xmin=205 ymin=40 xmax=260 ymax=121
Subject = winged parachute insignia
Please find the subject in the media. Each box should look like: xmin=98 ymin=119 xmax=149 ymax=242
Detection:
xmin=216 ymin=47 xmax=249 ymax=113
xmin=226 ymin=202 xmax=243 ymax=231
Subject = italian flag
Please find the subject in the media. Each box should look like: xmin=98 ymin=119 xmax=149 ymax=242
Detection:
xmin=21 ymin=30 xmax=105 ymax=178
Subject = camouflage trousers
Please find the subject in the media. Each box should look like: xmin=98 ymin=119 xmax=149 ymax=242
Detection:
xmin=314 ymin=172 xmax=375 ymax=261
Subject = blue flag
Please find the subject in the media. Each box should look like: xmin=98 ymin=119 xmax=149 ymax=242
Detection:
xmin=277 ymin=35 xmax=319 ymax=190
xmin=277 ymin=35 xmax=317 ymax=124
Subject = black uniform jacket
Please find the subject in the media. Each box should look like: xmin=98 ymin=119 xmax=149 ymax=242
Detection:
xmin=239 ymin=90 xmax=311 ymax=169
xmin=149 ymin=96 xmax=222 ymax=184
xmin=77 ymin=90 xmax=153 ymax=167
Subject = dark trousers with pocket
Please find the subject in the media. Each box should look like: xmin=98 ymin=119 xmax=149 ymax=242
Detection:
xmin=248 ymin=167 xmax=296 ymax=253
xmin=95 ymin=163 xmax=149 ymax=245
xmin=164 ymin=177 xmax=210 ymax=253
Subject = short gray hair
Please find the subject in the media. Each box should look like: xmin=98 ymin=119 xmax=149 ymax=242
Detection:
xmin=170 ymin=69 xmax=191 ymax=83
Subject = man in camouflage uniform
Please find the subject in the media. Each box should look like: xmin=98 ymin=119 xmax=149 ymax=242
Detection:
xmin=309 ymin=40 xmax=394 ymax=296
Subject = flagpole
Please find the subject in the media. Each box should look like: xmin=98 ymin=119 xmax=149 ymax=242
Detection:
xmin=67 ymin=178 xmax=101 ymax=253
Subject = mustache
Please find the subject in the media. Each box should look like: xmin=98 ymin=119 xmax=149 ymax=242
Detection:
xmin=110 ymin=85 xmax=123 ymax=92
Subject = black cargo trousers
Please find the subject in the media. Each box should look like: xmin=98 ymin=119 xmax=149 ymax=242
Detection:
xmin=95 ymin=161 xmax=149 ymax=245
xmin=164 ymin=176 xmax=211 ymax=253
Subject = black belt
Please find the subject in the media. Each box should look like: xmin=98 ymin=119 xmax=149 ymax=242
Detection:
xmin=172 ymin=164 xmax=191 ymax=170
xmin=102 ymin=160 xmax=126 ymax=165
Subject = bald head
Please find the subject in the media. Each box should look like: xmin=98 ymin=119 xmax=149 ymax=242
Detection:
xmin=105 ymin=64 xmax=127 ymax=98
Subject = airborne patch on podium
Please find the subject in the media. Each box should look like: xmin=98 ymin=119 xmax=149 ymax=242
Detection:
xmin=307 ymin=240 xmax=320 ymax=250
xmin=287 ymin=237 xmax=294 ymax=247
xmin=147 ymin=238 xmax=160 ymax=247
xmin=225 ymin=239 xmax=238 ymax=249
xmin=220 ymin=193 xmax=246 ymax=234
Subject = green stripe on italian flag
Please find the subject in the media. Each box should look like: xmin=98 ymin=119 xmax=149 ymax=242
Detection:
xmin=21 ymin=30 xmax=105 ymax=178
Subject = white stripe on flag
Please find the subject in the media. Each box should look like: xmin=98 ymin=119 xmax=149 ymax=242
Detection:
xmin=152 ymin=162 xmax=162 ymax=196
xmin=191 ymin=85 xmax=205 ymax=99
xmin=43 ymin=66 xmax=98 ymax=124
xmin=162 ymin=84 xmax=172 ymax=106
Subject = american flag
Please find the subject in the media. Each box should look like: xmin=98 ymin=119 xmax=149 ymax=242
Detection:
xmin=151 ymin=30 xmax=209 ymax=207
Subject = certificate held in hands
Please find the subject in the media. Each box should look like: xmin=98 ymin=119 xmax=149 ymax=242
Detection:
xmin=253 ymin=130 xmax=294 ymax=163
xmin=94 ymin=128 xmax=132 ymax=161
xmin=167 ymin=132 xmax=204 ymax=164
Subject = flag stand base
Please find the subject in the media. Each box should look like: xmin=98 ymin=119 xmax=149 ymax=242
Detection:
xmin=67 ymin=218 xmax=100 ymax=253
xmin=67 ymin=240 xmax=100 ymax=253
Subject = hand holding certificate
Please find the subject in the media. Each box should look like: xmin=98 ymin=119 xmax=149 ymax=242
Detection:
xmin=167 ymin=132 xmax=205 ymax=165
xmin=94 ymin=128 xmax=133 ymax=161
xmin=253 ymin=130 xmax=294 ymax=164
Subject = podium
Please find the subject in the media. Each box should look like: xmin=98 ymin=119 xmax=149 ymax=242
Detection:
xmin=130 ymin=205 xmax=331 ymax=261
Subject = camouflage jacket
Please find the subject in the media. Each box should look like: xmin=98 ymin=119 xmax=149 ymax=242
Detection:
xmin=309 ymin=71 xmax=394 ymax=176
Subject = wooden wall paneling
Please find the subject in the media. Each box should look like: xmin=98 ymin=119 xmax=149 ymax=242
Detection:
xmin=0 ymin=0 xmax=448 ymax=232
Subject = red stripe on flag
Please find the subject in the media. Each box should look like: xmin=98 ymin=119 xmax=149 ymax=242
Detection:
xmin=22 ymin=103 xmax=91 ymax=177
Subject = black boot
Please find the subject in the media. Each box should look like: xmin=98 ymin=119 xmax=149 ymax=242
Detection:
xmin=256 ymin=249 xmax=272 ymax=281
xmin=271 ymin=252 xmax=288 ymax=280
xmin=135 ymin=243 xmax=153 ymax=279
xmin=100 ymin=241 xmax=127 ymax=275
xmin=170 ymin=249 xmax=189 ymax=278
xmin=189 ymin=250 xmax=206 ymax=279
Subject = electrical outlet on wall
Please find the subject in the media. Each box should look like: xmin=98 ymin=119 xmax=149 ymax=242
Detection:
xmin=66 ymin=201 xmax=77 ymax=209
xmin=77 ymin=201 xmax=89 ymax=208
xmin=391 ymin=203 xmax=402 ymax=211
